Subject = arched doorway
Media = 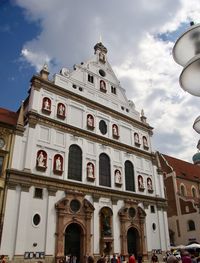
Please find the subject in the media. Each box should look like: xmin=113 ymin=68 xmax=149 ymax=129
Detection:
xmin=127 ymin=227 xmax=139 ymax=258
xmin=65 ymin=223 xmax=82 ymax=263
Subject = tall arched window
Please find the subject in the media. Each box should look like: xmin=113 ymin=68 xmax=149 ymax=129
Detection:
xmin=68 ymin=145 xmax=82 ymax=181
xmin=180 ymin=184 xmax=186 ymax=196
xmin=188 ymin=220 xmax=195 ymax=231
xmin=125 ymin=161 xmax=135 ymax=192
xmin=99 ymin=153 xmax=111 ymax=187
xmin=191 ymin=187 xmax=197 ymax=198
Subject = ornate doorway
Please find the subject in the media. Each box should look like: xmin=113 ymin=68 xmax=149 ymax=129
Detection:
xmin=118 ymin=199 xmax=147 ymax=261
xmin=127 ymin=227 xmax=139 ymax=257
xmin=55 ymin=191 xmax=94 ymax=263
xmin=65 ymin=223 xmax=82 ymax=263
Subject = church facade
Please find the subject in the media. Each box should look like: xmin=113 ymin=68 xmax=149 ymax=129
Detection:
xmin=0 ymin=43 xmax=170 ymax=263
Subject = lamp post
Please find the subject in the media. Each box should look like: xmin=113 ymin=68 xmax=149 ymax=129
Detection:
xmin=173 ymin=22 xmax=200 ymax=134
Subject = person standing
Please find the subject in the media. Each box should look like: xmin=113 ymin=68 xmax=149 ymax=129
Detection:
xmin=0 ymin=255 xmax=6 ymax=263
xmin=137 ymin=254 xmax=143 ymax=263
xmin=182 ymin=252 xmax=192 ymax=263
xmin=167 ymin=255 xmax=178 ymax=263
xmin=111 ymin=254 xmax=118 ymax=263
xmin=129 ymin=254 xmax=136 ymax=263
xmin=151 ymin=253 xmax=158 ymax=263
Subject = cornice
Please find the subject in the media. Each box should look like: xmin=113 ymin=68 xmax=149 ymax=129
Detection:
xmin=7 ymin=168 xmax=167 ymax=204
xmin=30 ymin=75 xmax=153 ymax=133
xmin=27 ymin=111 xmax=155 ymax=161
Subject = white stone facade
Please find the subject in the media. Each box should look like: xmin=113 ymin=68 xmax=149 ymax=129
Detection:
xmin=0 ymin=43 xmax=170 ymax=263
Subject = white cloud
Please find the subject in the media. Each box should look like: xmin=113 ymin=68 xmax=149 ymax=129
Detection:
xmin=21 ymin=48 xmax=50 ymax=71
xmin=14 ymin=0 xmax=200 ymax=162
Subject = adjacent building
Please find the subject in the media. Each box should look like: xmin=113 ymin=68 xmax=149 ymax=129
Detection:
xmin=159 ymin=153 xmax=200 ymax=246
xmin=0 ymin=43 xmax=170 ymax=263
xmin=0 ymin=107 xmax=24 ymax=243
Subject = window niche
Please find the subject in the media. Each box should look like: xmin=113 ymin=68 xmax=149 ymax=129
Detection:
xmin=100 ymin=80 xmax=107 ymax=93
xmin=53 ymin=154 xmax=63 ymax=175
xmin=36 ymin=150 xmax=47 ymax=171
xmin=115 ymin=169 xmax=122 ymax=186
xmin=100 ymin=207 xmax=113 ymax=237
xmin=147 ymin=177 xmax=153 ymax=192
xmin=112 ymin=124 xmax=119 ymax=139
xmin=87 ymin=114 xmax=95 ymax=130
xmin=138 ymin=175 xmax=145 ymax=191
xmin=42 ymin=97 xmax=51 ymax=114
xmin=134 ymin=132 xmax=140 ymax=147
xmin=143 ymin=136 xmax=149 ymax=150
xmin=57 ymin=103 xmax=66 ymax=119
xmin=87 ymin=162 xmax=95 ymax=181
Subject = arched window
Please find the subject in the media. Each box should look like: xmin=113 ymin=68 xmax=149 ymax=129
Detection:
xmin=68 ymin=145 xmax=82 ymax=181
xmin=125 ymin=161 xmax=135 ymax=192
xmin=180 ymin=184 xmax=186 ymax=196
xmin=99 ymin=153 xmax=111 ymax=187
xmin=191 ymin=187 xmax=197 ymax=198
xmin=188 ymin=220 xmax=195 ymax=231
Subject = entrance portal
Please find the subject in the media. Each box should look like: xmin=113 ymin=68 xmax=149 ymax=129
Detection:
xmin=65 ymin=223 xmax=82 ymax=263
xmin=127 ymin=228 xmax=139 ymax=258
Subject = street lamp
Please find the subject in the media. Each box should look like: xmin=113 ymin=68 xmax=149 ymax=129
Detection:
xmin=173 ymin=22 xmax=200 ymax=147
xmin=193 ymin=116 xmax=200 ymax=134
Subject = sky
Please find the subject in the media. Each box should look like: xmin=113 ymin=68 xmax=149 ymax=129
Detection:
xmin=1 ymin=0 xmax=200 ymax=162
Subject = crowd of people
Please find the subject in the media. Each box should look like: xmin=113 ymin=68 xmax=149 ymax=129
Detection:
xmin=163 ymin=250 xmax=200 ymax=263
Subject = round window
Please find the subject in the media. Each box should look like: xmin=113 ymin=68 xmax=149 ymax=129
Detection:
xmin=128 ymin=207 xmax=136 ymax=218
xmin=99 ymin=69 xmax=106 ymax=77
xmin=70 ymin=199 xmax=81 ymax=212
xmin=99 ymin=120 xmax=107 ymax=135
xmin=33 ymin=213 xmax=41 ymax=226
xmin=152 ymin=223 xmax=156 ymax=231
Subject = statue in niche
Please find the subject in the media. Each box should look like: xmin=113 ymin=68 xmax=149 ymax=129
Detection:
xmin=37 ymin=151 xmax=46 ymax=167
xmin=113 ymin=125 xmax=118 ymax=136
xmin=102 ymin=214 xmax=112 ymax=236
xmin=138 ymin=176 xmax=144 ymax=189
xmin=115 ymin=170 xmax=122 ymax=184
xmin=87 ymin=163 xmax=94 ymax=178
xmin=147 ymin=178 xmax=153 ymax=190
xmin=100 ymin=80 xmax=106 ymax=91
xmin=87 ymin=115 xmax=93 ymax=127
xmin=58 ymin=104 xmax=65 ymax=116
xmin=55 ymin=156 xmax=62 ymax=171
xmin=43 ymin=98 xmax=50 ymax=110
xmin=134 ymin=133 xmax=140 ymax=144
xmin=143 ymin=136 xmax=148 ymax=148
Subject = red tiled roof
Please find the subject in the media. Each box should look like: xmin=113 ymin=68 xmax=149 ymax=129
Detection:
xmin=0 ymin=108 xmax=18 ymax=126
xmin=162 ymin=154 xmax=200 ymax=181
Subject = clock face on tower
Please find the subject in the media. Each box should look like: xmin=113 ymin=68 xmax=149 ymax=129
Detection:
xmin=0 ymin=138 xmax=5 ymax=149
